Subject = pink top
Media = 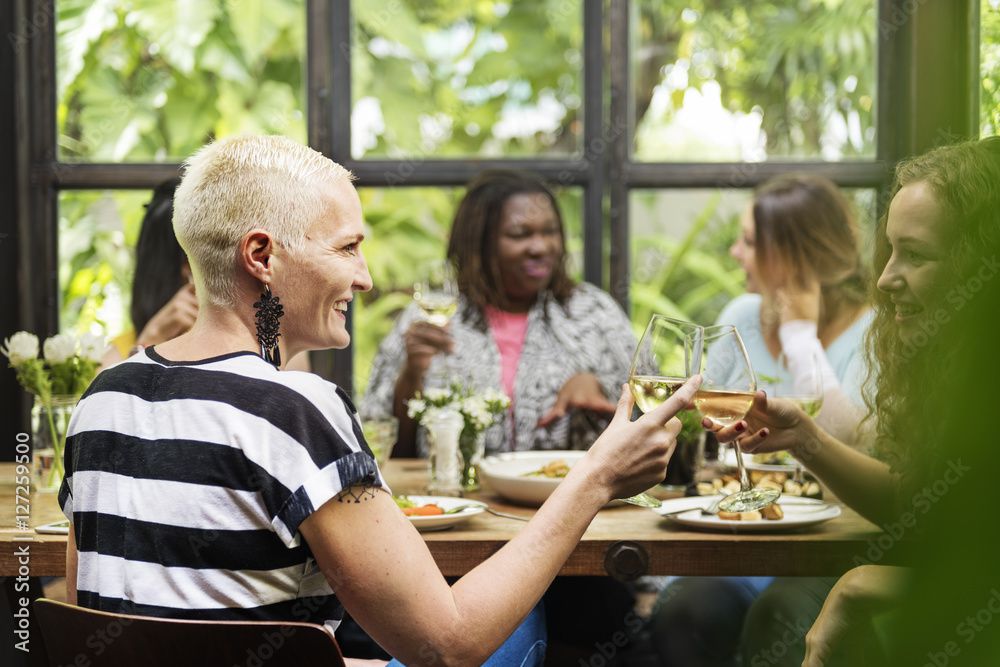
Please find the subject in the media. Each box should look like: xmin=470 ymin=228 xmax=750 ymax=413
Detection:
xmin=484 ymin=306 xmax=530 ymax=400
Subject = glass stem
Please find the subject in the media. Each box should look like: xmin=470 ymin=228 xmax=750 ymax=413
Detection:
xmin=428 ymin=352 xmax=448 ymax=388
xmin=733 ymin=438 xmax=751 ymax=492
xmin=44 ymin=401 xmax=66 ymax=484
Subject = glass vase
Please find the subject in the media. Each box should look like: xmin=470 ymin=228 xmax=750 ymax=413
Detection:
xmin=459 ymin=431 xmax=486 ymax=492
xmin=31 ymin=394 xmax=78 ymax=493
xmin=425 ymin=410 xmax=465 ymax=497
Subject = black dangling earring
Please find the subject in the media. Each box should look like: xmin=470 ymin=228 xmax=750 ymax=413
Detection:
xmin=253 ymin=284 xmax=284 ymax=367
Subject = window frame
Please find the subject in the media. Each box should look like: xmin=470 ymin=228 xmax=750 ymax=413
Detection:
xmin=3 ymin=0 xmax=979 ymax=440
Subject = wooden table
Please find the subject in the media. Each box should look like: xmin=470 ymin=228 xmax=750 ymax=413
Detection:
xmin=2 ymin=460 xmax=897 ymax=581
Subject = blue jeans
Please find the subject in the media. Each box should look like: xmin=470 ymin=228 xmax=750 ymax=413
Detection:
xmin=385 ymin=602 xmax=546 ymax=667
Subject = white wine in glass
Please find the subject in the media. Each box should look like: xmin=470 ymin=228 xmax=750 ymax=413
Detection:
xmin=626 ymin=315 xmax=704 ymax=508
xmin=628 ymin=376 xmax=688 ymax=414
xmin=772 ymin=352 xmax=824 ymax=418
xmin=692 ymin=390 xmax=756 ymax=426
xmin=772 ymin=352 xmax=824 ymax=483
xmin=414 ymin=260 xmax=459 ymax=327
xmin=689 ymin=325 xmax=778 ymax=514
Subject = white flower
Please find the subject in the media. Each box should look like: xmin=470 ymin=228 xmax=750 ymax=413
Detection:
xmin=1 ymin=331 xmax=39 ymax=366
xmin=43 ymin=334 xmax=77 ymax=364
xmin=423 ymin=388 xmax=451 ymax=403
xmin=79 ymin=332 xmax=106 ymax=363
xmin=481 ymin=388 xmax=511 ymax=408
xmin=406 ymin=399 xmax=426 ymax=420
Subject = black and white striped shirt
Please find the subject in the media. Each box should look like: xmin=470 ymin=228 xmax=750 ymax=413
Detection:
xmin=59 ymin=347 xmax=386 ymax=631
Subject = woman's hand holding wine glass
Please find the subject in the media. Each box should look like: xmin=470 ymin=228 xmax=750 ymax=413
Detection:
xmin=414 ymin=259 xmax=459 ymax=327
xmin=688 ymin=325 xmax=779 ymax=513
xmin=408 ymin=260 xmax=459 ymax=386
xmin=625 ymin=315 xmax=704 ymax=508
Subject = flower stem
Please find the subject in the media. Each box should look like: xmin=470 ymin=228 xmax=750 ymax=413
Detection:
xmin=44 ymin=399 xmax=66 ymax=488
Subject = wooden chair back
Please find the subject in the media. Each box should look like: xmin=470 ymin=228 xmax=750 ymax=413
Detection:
xmin=34 ymin=598 xmax=347 ymax=667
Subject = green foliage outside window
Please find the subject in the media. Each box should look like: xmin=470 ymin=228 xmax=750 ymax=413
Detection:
xmin=55 ymin=0 xmax=886 ymax=395
xmin=633 ymin=0 xmax=878 ymax=161
xmin=983 ymin=0 xmax=1000 ymax=137
xmin=351 ymin=0 xmax=583 ymax=158
xmin=57 ymin=0 xmax=307 ymax=161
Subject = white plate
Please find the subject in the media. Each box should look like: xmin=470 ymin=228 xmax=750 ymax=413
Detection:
xmin=399 ymin=495 xmax=487 ymax=532
xmin=35 ymin=519 xmax=70 ymax=535
xmin=654 ymin=494 xmax=841 ymax=532
xmin=480 ymin=451 xmax=584 ymax=507
xmin=723 ymin=448 xmax=798 ymax=473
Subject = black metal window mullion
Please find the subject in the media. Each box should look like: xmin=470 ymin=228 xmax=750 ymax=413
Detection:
xmin=608 ymin=0 xmax=630 ymax=311
xmin=7 ymin=0 xmax=981 ymax=441
xmin=582 ymin=0 xmax=605 ymax=289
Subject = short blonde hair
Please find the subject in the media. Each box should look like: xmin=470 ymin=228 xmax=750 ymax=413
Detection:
xmin=173 ymin=135 xmax=354 ymax=307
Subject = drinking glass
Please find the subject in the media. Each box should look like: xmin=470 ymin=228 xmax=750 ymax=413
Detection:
xmin=772 ymin=352 xmax=823 ymax=484
xmin=413 ymin=259 xmax=459 ymax=327
xmin=689 ymin=325 xmax=777 ymax=513
xmin=626 ymin=315 xmax=704 ymax=508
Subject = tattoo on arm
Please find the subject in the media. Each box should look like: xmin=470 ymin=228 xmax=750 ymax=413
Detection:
xmin=337 ymin=478 xmax=378 ymax=504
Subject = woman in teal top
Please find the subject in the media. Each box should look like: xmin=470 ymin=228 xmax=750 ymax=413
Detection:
xmin=648 ymin=174 xmax=872 ymax=667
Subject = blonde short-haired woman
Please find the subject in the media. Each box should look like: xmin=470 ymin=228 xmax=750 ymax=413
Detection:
xmin=61 ymin=134 xmax=700 ymax=667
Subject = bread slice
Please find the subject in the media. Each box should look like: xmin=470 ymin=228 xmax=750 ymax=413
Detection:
xmin=760 ymin=503 xmax=784 ymax=520
xmin=717 ymin=510 xmax=763 ymax=521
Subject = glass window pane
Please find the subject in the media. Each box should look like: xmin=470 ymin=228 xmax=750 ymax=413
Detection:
xmin=350 ymin=0 xmax=583 ymax=159
xmin=628 ymin=187 xmax=878 ymax=332
xmin=983 ymin=0 xmax=1000 ymax=137
xmin=59 ymin=190 xmax=151 ymax=338
xmin=354 ymin=184 xmax=583 ymax=396
xmin=632 ymin=1 xmax=878 ymax=163
xmin=56 ymin=1 xmax=307 ymax=162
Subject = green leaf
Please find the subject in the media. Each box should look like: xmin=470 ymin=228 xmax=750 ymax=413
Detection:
xmin=56 ymin=0 xmax=120 ymax=100
xmin=130 ymin=0 xmax=221 ymax=76
xmin=355 ymin=0 xmax=427 ymax=59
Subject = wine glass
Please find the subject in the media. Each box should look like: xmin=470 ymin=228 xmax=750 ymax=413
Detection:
xmin=772 ymin=352 xmax=823 ymax=484
xmin=413 ymin=259 xmax=459 ymax=327
xmin=689 ymin=325 xmax=778 ymax=513
xmin=626 ymin=315 xmax=705 ymax=508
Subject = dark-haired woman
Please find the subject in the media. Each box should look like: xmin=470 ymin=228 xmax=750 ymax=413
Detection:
xmin=102 ymin=178 xmax=198 ymax=366
xmin=362 ymin=169 xmax=637 ymax=458
xmin=361 ymin=169 xmax=640 ymax=663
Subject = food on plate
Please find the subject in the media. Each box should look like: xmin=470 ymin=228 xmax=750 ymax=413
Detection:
xmin=718 ymin=509 xmax=762 ymax=521
xmin=392 ymin=495 xmax=444 ymax=516
xmin=749 ymin=470 xmax=786 ymax=487
xmin=751 ymin=450 xmax=796 ymax=466
xmin=401 ymin=504 xmax=444 ymax=516
xmin=520 ymin=459 xmax=570 ymax=478
xmin=717 ymin=503 xmax=783 ymax=522
xmin=760 ymin=503 xmax=784 ymax=520
xmin=695 ymin=472 xmax=821 ymax=499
